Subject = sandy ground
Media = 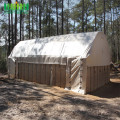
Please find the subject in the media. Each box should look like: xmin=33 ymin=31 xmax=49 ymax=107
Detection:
xmin=0 ymin=72 xmax=120 ymax=120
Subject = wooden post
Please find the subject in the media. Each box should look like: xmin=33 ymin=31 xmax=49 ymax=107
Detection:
xmin=52 ymin=64 xmax=56 ymax=86
xmin=55 ymin=64 xmax=61 ymax=87
xmin=60 ymin=65 xmax=66 ymax=88
xmin=46 ymin=64 xmax=51 ymax=85
xmin=96 ymin=66 xmax=99 ymax=89
xmin=41 ymin=64 xmax=44 ymax=84
xmin=41 ymin=64 xmax=46 ymax=84
xmin=37 ymin=64 xmax=41 ymax=84
xmin=90 ymin=67 xmax=94 ymax=91
xmin=94 ymin=66 xmax=97 ymax=90
xmin=29 ymin=63 xmax=33 ymax=82
xmin=86 ymin=67 xmax=90 ymax=93
xmin=33 ymin=64 xmax=37 ymax=83
xmin=22 ymin=63 xmax=25 ymax=80
xmin=24 ymin=63 xmax=27 ymax=80
xmin=26 ymin=63 xmax=29 ymax=81
xmin=18 ymin=63 xmax=21 ymax=79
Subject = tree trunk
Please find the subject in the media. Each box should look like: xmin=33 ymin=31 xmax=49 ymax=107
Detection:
xmin=7 ymin=0 xmax=11 ymax=55
xmin=8 ymin=12 xmax=10 ymax=55
xmin=67 ymin=0 xmax=69 ymax=34
xmin=73 ymin=7 xmax=75 ymax=33
xmin=116 ymin=8 xmax=119 ymax=62
xmin=94 ymin=0 xmax=96 ymax=31
xmin=46 ymin=3 xmax=48 ymax=37
xmin=74 ymin=20 xmax=75 ymax=33
xmin=39 ymin=0 xmax=42 ymax=38
xmin=86 ymin=13 xmax=88 ymax=32
xmin=36 ymin=5 xmax=38 ymax=38
xmin=56 ymin=0 xmax=58 ymax=35
xmin=29 ymin=0 xmax=30 ymax=39
xmin=22 ymin=17 xmax=24 ymax=40
xmin=62 ymin=0 xmax=64 ymax=34
xmin=20 ymin=0 xmax=22 ymax=41
xmin=103 ymin=0 xmax=106 ymax=34
xmin=49 ymin=0 xmax=51 ymax=36
xmin=15 ymin=0 xmax=17 ymax=45
xmin=32 ymin=2 xmax=34 ymax=39
xmin=82 ymin=0 xmax=84 ymax=32
xmin=113 ymin=8 xmax=115 ymax=62
xmin=100 ymin=15 xmax=102 ymax=31
xmin=11 ymin=11 xmax=14 ymax=48
xmin=85 ymin=1 xmax=88 ymax=32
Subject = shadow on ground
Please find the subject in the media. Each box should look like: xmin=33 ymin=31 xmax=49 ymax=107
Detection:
xmin=90 ymin=71 xmax=120 ymax=98
xmin=0 ymin=73 xmax=120 ymax=120
xmin=90 ymin=81 xmax=120 ymax=98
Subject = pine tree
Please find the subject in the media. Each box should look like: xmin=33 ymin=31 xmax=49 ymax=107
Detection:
xmin=94 ymin=0 xmax=96 ymax=31
xmin=56 ymin=0 xmax=59 ymax=35
xmin=61 ymin=0 xmax=64 ymax=34
xmin=82 ymin=0 xmax=84 ymax=32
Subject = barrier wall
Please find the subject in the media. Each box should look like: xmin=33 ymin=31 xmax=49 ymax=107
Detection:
xmin=17 ymin=62 xmax=110 ymax=93
xmin=86 ymin=65 xmax=110 ymax=93
xmin=18 ymin=62 xmax=66 ymax=88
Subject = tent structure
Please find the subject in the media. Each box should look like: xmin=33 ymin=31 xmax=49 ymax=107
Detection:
xmin=8 ymin=31 xmax=111 ymax=94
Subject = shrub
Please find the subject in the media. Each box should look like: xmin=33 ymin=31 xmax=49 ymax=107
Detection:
xmin=0 ymin=59 xmax=7 ymax=73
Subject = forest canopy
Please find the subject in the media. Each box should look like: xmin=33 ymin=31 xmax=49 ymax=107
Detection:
xmin=0 ymin=0 xmax=120 ymax=63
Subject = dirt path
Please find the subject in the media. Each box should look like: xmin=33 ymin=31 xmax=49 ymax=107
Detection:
xmin=0 ymin=73 xmax=120 ymax=120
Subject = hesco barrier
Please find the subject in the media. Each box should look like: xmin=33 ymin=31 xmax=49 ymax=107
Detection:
xmin=17 ymin=62 xmax=66 ymax=88
xmin=17 ymin=62 xmax=110 ymax=93
xmin=86 ymin=66 xmax=110 ymax=93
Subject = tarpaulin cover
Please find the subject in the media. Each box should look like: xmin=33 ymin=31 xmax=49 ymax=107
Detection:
xmin=8 ymin=32 xmax=111 ymax=94
xmin=9 ymin=32 xmax=98 ymax=60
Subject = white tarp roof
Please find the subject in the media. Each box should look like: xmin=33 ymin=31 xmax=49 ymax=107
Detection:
xmin=9 ymin=32 xmax=99 ymax=59
xmin=8 ymin=31 xmax=111 ymax=94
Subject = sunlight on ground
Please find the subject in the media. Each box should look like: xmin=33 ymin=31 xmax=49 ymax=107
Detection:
xmin=0 ymin=73 xmax=120 ymax=120
xmin=110 ymin=79 xmax=120 ymax=83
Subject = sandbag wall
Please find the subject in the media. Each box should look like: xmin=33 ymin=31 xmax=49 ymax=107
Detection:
xmin=86 ymin=65 xmax=110 ymax=93
xmin=17 ymin=62 xmax=66 ymax=88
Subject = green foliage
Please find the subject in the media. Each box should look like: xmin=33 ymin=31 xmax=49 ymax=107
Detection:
xmin=0 ymin=0 xmax=119 ymax=63
xmin=0 ymin=59 xmax=7 ymax=73
xmin=115 ymin=60 xmax=120 ymax=65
